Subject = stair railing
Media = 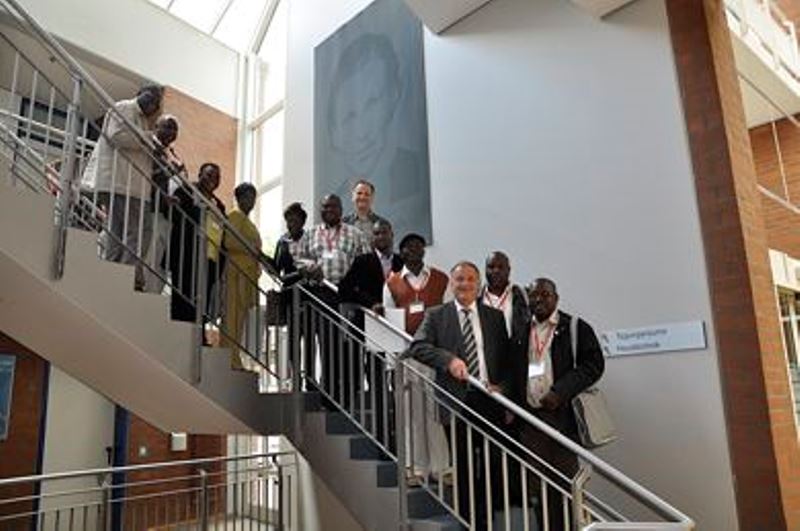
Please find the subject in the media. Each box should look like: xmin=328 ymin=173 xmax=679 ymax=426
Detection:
xmin=0 ymin=451 xmax=296 ymax=531
xmin=292 ymin=282 xmax=695 ymax=530
xmin=0 ymin=0 xmax=288 ymax=389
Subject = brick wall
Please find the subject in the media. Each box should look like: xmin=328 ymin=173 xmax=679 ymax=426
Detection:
xmin=161 ymin=87 xmax=238 ymax=210
xmin=666 ymin=0 xmax=799 ymax=528
xmin=750 ymin=117 xmax=800 ymax=258
xmin=125 ymin=415 xmax=225 ymax=528
xmin=0 ymin=333 xmax=47 ymax=523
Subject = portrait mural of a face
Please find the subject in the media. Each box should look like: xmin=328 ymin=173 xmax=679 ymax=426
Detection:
xmin=315 ymin=0 xmax=432 ymax=242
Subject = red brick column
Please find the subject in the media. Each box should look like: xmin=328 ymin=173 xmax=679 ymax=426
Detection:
xmin=666 ymin=1 xmax=800 ymax=528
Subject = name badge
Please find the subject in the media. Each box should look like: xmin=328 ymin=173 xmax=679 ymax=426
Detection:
xmin=409 ymin=301 xmax=425 ymax=314
xmin=321 ymin=250 xmax=340 ymax=260
xmin=528 ymin=360 xmax=545 ymax=378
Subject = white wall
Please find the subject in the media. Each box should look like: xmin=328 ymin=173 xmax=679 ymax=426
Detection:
xmin=39 ymin=367 xmax=115 ymax=520
xmin=14 ymin=0 xmax=239 ymax=115
xmin=284 ymin=0 xmax=739 ymax=529
xmin=41 ymin=367 xmax=115 ymax=474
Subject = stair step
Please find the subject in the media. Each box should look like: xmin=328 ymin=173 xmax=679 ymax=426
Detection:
xmin=326 ymin=411 xmax=362 ymax=435
xmin=409 ymin=514 xmax=462 ymax=531
xmin=376 ymin=461 xmax=398 ymax=487
xmin=350 ymin=435 xmax=392 ymax=461
xmin=408 ymin=488 xmax=449 ymax=519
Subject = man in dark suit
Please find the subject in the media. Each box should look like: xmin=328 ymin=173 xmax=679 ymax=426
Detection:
xmin=513 ymin=277 xmax=605 ymax=531
xmin=409 ymin=261 xmax=511 ymax=529
xmin=339 ymin=219 xmax=403 ymax=310
xmin=339 ymin=219 xmax=403 ymax=447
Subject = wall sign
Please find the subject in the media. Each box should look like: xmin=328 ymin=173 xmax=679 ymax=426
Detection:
xmin=0 ymin=354 xmax=15 ymax=440
xmin=600 ymin=321 xmax=706 ymax=357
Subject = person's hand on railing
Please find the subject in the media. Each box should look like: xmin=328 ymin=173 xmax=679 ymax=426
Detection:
xmin=447 ymin=357 xmax=468 ymax=381
xmin=371 ymin=303 xmax=385 ymax=317
xmin=304 ymin=264 xmax=324 ymax=282
xmin=485 ymin=382 xmax=502 ymax=394
xmin=540 ymin=390 xmax=562 ymax=411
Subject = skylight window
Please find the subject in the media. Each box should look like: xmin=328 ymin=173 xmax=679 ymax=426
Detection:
xmin=146 ymin=0 xmax=272 ymax=52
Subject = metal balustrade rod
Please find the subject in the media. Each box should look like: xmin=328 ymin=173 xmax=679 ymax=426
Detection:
xmin=199 ymin=469 xmax=209 ymax=531
xmin=195 ymin=201 xmax=208 ymax=383
xmin=394 ymin=361 xmax=409 ymax=530
xmin=52 ymin=76 xmax=81 ymax=280
xmin=572 ymin=464 xmax=592 ymax=530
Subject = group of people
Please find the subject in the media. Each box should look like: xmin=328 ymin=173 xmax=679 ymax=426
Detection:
xmin=82 ymin=86 xmax=605 ymax=530
xmin=275 ymin=179 xmax=605 ymax=530
xmin=79 ymin=86 xmax=266 ymax=368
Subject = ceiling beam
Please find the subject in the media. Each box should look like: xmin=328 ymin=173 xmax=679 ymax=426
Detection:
xmin=402 ymin=0 xmax=495 ymax=34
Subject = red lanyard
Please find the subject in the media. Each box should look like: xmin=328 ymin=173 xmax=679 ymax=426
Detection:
xmin=405 ymin=270 xmax=429 ymax=300
xmin=320 ymin=225 xmax=341 ymax=251
xmin=531 ymin=321 xmax=556 ymax=361
xmin=484 ymin=287 xmax=510 ymax=310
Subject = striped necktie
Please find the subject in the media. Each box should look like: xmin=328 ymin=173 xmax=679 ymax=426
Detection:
xmin=461 ymin=308 xmax=479 ymax=376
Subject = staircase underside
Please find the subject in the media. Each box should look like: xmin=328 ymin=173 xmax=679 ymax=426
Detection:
xmin=0 ymin=175 xmax=291 ymax=434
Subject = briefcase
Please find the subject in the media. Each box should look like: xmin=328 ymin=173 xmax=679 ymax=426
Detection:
xmin=569 ymin=315 xmax=617 ymax=449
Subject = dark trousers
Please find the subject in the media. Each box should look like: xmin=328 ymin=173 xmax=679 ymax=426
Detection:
xmin=443 ymin=391 xmax=504 ymax=531
xmin=519 ymin=408 xmax=579 ymax=531
xmin=304 ymin=285 xmax=359 ymax=409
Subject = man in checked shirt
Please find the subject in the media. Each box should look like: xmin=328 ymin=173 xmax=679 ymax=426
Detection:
xmin=298 ymin=194 xmax=370 ymax=409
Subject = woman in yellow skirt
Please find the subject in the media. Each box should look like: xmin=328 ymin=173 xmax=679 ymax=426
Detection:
xmin=221 ymin=183 xmax=262 ymax=369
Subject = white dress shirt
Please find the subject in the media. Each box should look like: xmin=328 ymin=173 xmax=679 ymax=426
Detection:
xmin=383 ymin=265 xmax=431 ymax=308
xmin=481 ymin=285 xmax=513 ymax=336
xmin=527 ymin=309 xmax=559 ymax=408
xmin=455 ymin=299 xmax=487 ymax=382
xmin=376 ymin=249 xmax=393 ymax=278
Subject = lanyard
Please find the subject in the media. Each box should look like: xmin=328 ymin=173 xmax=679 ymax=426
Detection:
xmin=320 ymin=225 xmax=341 ymax=251
xmin=531 ymin=321 xmax=556 ymax=362
xmin=484 ymin=286 xmax=511 ymax=311
xmin=407 ymin=271 xmax=429 ymax=300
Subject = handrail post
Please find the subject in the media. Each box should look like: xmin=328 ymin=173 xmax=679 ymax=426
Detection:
xmin=571 ymin=463 xmax=592 ymax=530
xmin=291 ymin=284 xmax=301 ymax=392
xmin=198 ymin=468 xmax=209 ymax=531
xmin=194 ymin=201 xmax=208 ymax=383
xmin=53 ymin=75 xmax=81 ymax=280
xmin=99 ymin=472 xmax=112 ymax=531
xmin=277 ymin=464 xmax=285 ymax=530
xmin=394 ymin=360 xmax=408 ymax=530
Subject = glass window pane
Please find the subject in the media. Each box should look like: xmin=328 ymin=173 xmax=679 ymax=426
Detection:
xmin=256 ymin=0 xmax=288 ymax=110
xmin=214 ymin=0 xmax=268 ymax=51
xmin=780 ymin=292 xmax=791 ymax=318
xmin=257 ymin=184 xmax=283 ymax=255
xmin=256 ymin=111 xmax=284 ymax=184
xmin=148 ymin=0 xmax=170 ymax=8
xmin=170 ymin=0 xmax=227 ymax=33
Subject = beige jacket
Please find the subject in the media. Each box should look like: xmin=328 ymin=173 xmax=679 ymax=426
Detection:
xmin=81 ymin=98 xmax=152 ymax=198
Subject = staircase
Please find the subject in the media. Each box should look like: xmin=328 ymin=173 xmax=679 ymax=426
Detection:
xmin=0 ymin=1 xmax=696 ymax=529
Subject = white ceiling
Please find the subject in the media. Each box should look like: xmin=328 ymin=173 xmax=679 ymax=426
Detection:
xmin=0 ymin=18 xmax=144 ymax=121
xmin=402 ymin=0 xmax=495 ymax=33
xmin=568 ymin=0 xmax=639 ymax=17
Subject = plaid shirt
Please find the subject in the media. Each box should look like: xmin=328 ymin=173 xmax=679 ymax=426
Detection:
xmin=299 ymin=222 xmax=370 ymax=284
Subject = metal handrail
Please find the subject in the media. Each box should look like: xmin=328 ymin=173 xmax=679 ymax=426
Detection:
xmin=0 ymin=451 xmax=295 ymax=489
xmin=301 ymin=281 xmax=694 ymax=527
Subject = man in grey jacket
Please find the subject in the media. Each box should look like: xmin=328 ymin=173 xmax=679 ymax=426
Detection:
xmin=81 ymin=85 xmax=163 ymax=285
xmin=409 ymin=261 xmax=511 ymax=530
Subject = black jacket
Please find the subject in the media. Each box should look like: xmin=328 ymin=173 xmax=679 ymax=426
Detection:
xmin=512 ymin=310 xmax=605 ymax=434
xmin=339 ymin=251 xmax=403 ymax=307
